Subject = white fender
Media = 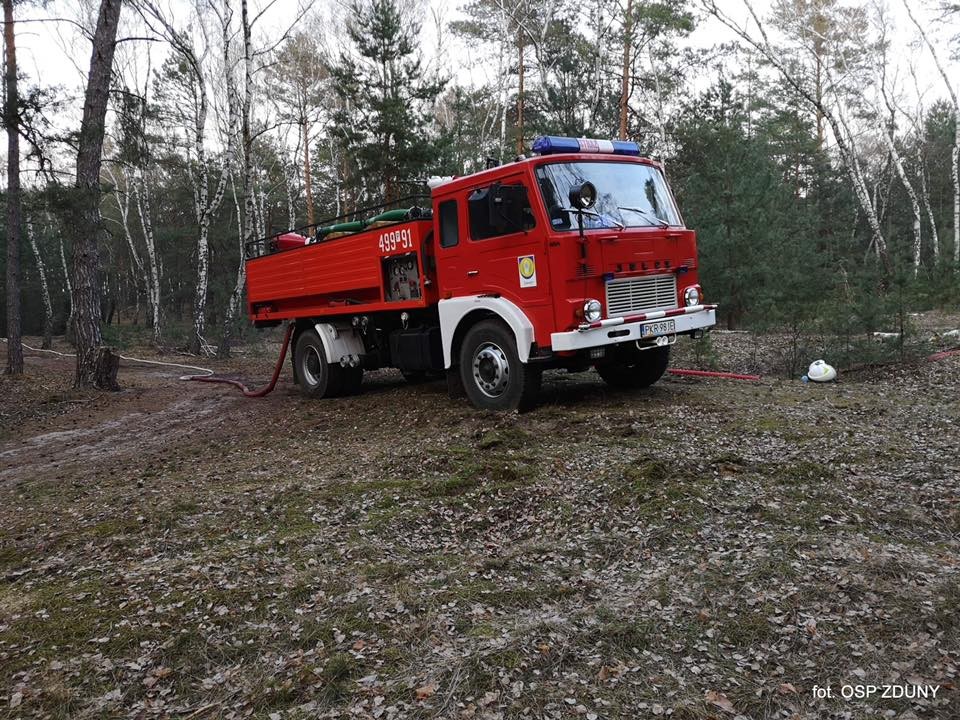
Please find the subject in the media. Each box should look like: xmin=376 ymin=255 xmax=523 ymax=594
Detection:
xmin=314 ymin=322 xmax=365 ymax=366
xmin=438 ymin=296 xmax=536 ymax=368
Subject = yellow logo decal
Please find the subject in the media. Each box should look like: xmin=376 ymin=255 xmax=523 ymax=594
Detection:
xmin=518 ymin=255 xmax=537 ymax=287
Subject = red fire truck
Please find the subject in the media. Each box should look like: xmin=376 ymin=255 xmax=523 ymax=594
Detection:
xmin=245 ymin=136 xmax=716 ymax=411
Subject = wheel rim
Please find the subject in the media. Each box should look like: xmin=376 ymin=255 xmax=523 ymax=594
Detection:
xmin=302 ymin=345 xmax=324 ymax=387
xmin=472 ymin=342 xmax=510 ymax=398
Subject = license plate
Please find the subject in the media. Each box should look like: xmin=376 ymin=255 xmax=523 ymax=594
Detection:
xmin=640 ymin=319 xmax=675 ymax=338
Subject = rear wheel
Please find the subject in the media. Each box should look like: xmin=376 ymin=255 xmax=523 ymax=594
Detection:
xmin=596 ymin=345 xmax=670 ymax=389
xmin=459 ymin=320 xmax=541 ymax=412
xmin=294 ymin=329 xmax=344 ymax=398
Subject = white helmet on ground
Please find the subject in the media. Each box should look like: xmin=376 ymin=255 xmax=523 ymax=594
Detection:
xmin=807 ymin=359 xmax=837 ymax=383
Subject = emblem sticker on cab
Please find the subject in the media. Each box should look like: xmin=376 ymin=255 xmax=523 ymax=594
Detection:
xmin=518 ymin=255 xmax=537 ymax=288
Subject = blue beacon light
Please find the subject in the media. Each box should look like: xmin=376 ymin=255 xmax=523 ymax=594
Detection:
xmin=531 ymin=136 xmax=641 ymax=156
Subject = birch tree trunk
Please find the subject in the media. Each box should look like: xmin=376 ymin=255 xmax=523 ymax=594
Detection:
xmin=302 ymin=117 xmax=314 ymax=226
xmin=516 ymin=28 xmax=524 ymax=155
xmin=285 ymin=164 xmax=296 ymax=230
xmin=221 ymin=180 xmax=248 ymax=359
xmin=140 ymin=1 xmax=232 ymax=354
xmin=133 ymin=173 xmax=163 ymax=346
xmin=71 ymin=0 xmax=122 ymax=389
xmin=188 ymin=156 xmax=230 ymax=354
xmin=880 ymin=132 xmax=923 ymax=274
xmin=329 ymin=135 xmax=342 ymax=216
xmin=618 ymin=0 xmax=633 ymax=140
xmin=818 ymin=53 xmax=889 ymax=269
xmin=901 ymin=65 xmax=942 ymax=262
xmin=4 ymin=0 xmax=23 ymax=374
xmin=701 ymin=0 xmax=889 ymax=271
xmin=191 ymin=176 xmax=212 ymax=355
xmin=241 ymin=0 xmax=254 ymax=248
xmin=497 ymin=3 xmax=508 ymax=163
xmin=187 ymin=53 xmax=229 ymax=356
xmin=918 ymin=149 xmax=940 ymax=262
xmin=876 ymin=79 xmax=923 ymax=274
xmin=649 ymin=41 xmax=668 ymax=172
xmin=59 ymin=236 xmax=73 ymax=339
xmin=26 ymin=220 xmax=53 ymax=349
xmin=219 ymin=0 xmax=254 ymax=359
xmin=901 ymin=0 xmax=959 ymax=264
xmin=105 ymin=165 xmax=147 ymax=321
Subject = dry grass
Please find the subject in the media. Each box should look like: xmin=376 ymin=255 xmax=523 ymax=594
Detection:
xmin=1 ymin=325 xmax=959 ymax=719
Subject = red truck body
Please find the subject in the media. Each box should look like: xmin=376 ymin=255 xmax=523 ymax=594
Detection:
xmin=248 ymin=220 xmax=438 ymax=320
xmin=246 ymin=137 xmax=716 ymax=410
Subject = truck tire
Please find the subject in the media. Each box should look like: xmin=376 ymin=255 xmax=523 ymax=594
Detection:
xmin=459 ymin=319 xmax=541 ymax=412
xmin=294 ymin=328 xmax=344 ymax=398
xmin=596 ymin=345 xmax=670 ymax=389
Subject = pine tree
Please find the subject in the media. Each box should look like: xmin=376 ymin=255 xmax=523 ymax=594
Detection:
xmin=329 ymin=0 xmax=446 ymax=206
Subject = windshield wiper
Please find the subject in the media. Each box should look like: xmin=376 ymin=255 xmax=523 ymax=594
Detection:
xmin=560 ymin=207 xmax=624 ymax=230
xmin=617 ymin=206 xmax=669 ymax=228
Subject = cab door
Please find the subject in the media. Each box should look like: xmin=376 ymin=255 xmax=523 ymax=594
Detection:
xmin=434 ymin=196 xmax=467 ymax=298
xmin=458 ymin=174 xmax=552 ymax=313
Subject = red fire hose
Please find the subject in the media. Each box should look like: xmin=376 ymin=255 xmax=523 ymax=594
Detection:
xmin=668 ymin=368 xmax=761 ymax=381
xmin=182 ymin=323 xmax=294 ymax=397
xmin=927 ymin=348 xmax=960 ymax=362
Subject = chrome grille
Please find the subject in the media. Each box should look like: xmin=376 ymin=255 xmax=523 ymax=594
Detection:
xmin=605 ymin=274 xmax=677 ymax=317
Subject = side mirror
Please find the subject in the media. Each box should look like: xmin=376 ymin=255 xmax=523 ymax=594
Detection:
xmin=568 ymin=181 xmax=597 ymax=210
xmin=489 ymin=182 xmax=529 ymax=232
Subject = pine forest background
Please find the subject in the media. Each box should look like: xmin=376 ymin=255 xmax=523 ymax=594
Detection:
xmin=2 ymin=0 xmax=959 ymax=368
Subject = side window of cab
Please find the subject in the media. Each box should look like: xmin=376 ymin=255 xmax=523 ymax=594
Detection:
xmin=438 ymin=199 xmax=459 ymax=248
xmin=467 ymin=182 xmax=536 ymax=241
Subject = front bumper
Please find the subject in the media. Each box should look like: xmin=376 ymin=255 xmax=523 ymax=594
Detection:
xmin=550 ymin=304 xmax=717 ymax=352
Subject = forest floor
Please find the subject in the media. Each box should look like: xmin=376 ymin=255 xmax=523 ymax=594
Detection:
xmin=1 ymin=316 xmax=959 ymax=720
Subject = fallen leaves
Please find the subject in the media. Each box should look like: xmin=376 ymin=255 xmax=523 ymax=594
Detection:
xmin=3 ymin=326 xmax=960 ymax=719
xmin=414 ymin=683 xmax=436 ymax=701
xmin=597 ymin=662 xmax=627 ymax=682
xmin=705 ymin=690 xmax=736 ymax=714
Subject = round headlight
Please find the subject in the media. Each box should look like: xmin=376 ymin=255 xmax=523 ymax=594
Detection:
xmin=584 ymin=299 xmax=602 ymax=322
xmin=683 ymin=286 xmax=701 ymax=306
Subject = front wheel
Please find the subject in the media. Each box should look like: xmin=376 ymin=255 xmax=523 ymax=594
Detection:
xmin=596 ymin=345 xmax=670 ymax=389
xmin=459 ymin=320 xmax=541 ymax=412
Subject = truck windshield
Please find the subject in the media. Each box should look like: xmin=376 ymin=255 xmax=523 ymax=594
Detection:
xmin=535 ymin=161 xmax=681 ymax=230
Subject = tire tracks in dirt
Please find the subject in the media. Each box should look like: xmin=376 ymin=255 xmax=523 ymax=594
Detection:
xmin=0 ymin=392 xmax=242 ymax=484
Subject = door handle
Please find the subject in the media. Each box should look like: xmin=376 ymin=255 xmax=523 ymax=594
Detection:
xmin=467 ymin=270 xmax=479 ymax=277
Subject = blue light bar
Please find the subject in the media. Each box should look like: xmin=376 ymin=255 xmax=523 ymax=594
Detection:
xmin=610 ymin=140 xmax=642 ymax=155
xmin=531 ymin=135 xmax=641 ymax=156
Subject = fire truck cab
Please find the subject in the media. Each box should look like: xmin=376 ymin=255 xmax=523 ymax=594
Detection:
xmin=245 ymin=136 xmax=716 ymax=411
